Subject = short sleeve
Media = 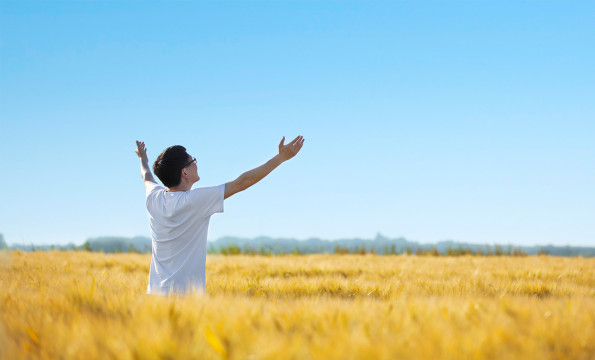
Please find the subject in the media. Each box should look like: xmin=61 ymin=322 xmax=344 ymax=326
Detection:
xmin=188 ymin=184 xmax=225 ymax=217
xmin=145 ymin=182 xmax=163 ymax=198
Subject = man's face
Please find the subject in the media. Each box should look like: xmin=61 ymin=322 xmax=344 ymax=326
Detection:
xmin=184 ymin=155 xmax=200 ymax=183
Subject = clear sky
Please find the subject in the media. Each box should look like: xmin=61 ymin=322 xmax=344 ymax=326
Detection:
xmin=1 ymin=1 xmax=594 ymax=247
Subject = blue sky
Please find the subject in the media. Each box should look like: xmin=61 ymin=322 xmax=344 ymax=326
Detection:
xmin=1 ymin=1 xmax=594 ymax=246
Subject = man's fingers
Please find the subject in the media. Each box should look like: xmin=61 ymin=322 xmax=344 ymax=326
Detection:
xmin=277 ymin=135 xmax=304 ymax=160
xmin=292 ymin=136 xmax=304 ymax=149
xmin=288 ymin=135 xmax=301 ymax=146
xmin=295 ymin=138 xmax=304 ymax=153
xmin=135 ymin=141 xmax=148 ymax=158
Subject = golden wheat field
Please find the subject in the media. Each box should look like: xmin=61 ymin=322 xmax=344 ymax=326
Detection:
xmin=0 ymin=251 xmax=594 ymax=360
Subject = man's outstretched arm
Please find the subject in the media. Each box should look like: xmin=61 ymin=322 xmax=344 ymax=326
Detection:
xmin=225 ymin=135 xmax=305 ymax=199
xmin=135 ymin=140 xmax=158 ymax=192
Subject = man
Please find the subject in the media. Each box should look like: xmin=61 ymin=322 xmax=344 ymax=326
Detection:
xmin=134 ymin=136 xmax=305 ymax=295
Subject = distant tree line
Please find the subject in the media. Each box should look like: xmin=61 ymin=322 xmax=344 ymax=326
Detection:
xmin=4 ymin=236 xmax=150 ymax=253
xmin=0 ymin=233 xmax=7 ymax=250
xmin=208 ymin=235 xmax=595 ymax=257
xmin=218 ymin=243 xmax=532 ymax=257
xmin=2 ymin=234 xmax=594 ymax=257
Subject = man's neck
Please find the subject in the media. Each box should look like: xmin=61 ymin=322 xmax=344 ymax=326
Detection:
xmin=167 ymin=181 xmax=193 ymax=192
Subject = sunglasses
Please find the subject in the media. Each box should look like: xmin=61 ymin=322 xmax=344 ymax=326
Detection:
xmin=184 ymin=157 xmax=197 ymax=168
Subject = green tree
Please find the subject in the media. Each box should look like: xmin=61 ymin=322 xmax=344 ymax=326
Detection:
xmin=390 ymin=244 xmax=397 ymax=255
xmin=221 ymin=245 xmax=241 ymax=255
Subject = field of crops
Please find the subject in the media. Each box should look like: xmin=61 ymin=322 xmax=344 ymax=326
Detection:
xmin=1 ymin=251 xmax=594 ymax=359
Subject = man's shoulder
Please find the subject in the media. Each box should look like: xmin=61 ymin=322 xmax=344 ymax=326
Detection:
xmin=190 ymin=184 xmax=225 ymax=193
xmin=188 ymin=184 xmax=225 ymax=200
xmin=187 ymin=184 xmax=225 ymax=216
xmin=146 ymin=183 xmax=165 ymax=198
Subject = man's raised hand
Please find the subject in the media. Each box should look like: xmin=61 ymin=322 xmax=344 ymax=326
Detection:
xmin=135 ymin=140 xmax=148 ymax=161
xmin=278 ymin=135 xmax=305 ymax=162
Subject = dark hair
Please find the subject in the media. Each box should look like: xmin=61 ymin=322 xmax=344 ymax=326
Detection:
xmin=153 ymin=145 xmax=190 ymax=187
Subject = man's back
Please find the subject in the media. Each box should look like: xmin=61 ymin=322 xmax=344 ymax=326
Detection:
xmin=145 ymin=183 xmax=224 ymax=295
xmin=135 ymin=136 xmax=304 ymax=295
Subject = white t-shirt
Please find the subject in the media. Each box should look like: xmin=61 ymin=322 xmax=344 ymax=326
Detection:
xmin=145 ymin=182 xmax=224 ymax=295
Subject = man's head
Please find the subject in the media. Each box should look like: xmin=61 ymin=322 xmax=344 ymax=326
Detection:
xmin=153 ymin=145 xmax=199 ymax=188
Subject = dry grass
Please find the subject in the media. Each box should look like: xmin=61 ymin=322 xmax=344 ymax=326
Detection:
xmin=1 ymin=251 xmax=594 ymax=359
